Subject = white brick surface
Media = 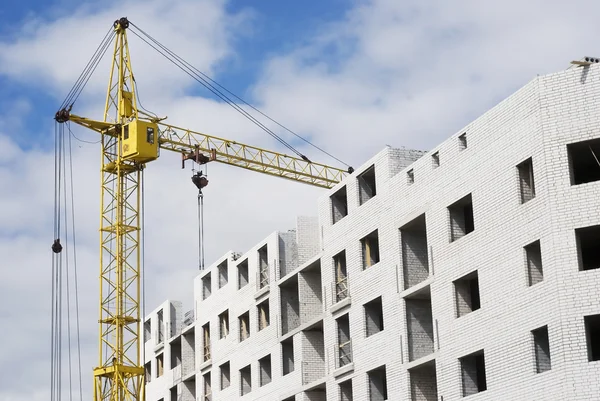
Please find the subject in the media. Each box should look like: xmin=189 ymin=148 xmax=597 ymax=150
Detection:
xmin=145 ymin=64 xmax=600 ymax=400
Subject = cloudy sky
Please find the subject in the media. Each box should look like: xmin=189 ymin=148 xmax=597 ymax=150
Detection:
xmin=1 ymin=0 xmax=600 ymax=399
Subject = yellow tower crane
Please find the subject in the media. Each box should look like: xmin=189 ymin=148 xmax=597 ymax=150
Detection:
xmin=54 ymin=17 xmax=349 ymax=401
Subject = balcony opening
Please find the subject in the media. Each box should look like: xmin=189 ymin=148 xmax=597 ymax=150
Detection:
xmin=170 ymin=337 xmax=181 ymax=369
xmin=532 ymin=325 xmax=551 ymax=373
xmin=517 ymin=158 xmax=536 ymax=203
xmin=361 ymin=230 xmax=380 ymax=269
xmin=358 ymin=165 xmax=377 ymax=205
xmin=460 ymin=350 xmax=486 ymax=396
xmin=448 ymin=194 xmax=474 ymax=242
xmin=299 ymin=261 xmax=323 ymax=323
xmin=364 ymin=297 xmax=384 ymax=337
xmin=409 ymin=361 xmax=437 ymax=401
xmin=576 ymin=225 xmax=600 ymax=271
xmin=401 ymin=214 xmax=429 ymax=289
xmin=525 ymin=240 xmax=543 ymax=286
xmin=301 ymin=326 xmax=326 ymax=384
xmin=568 ymin=138 xmax=600 ymax=185
xmin=280 ymin=277 xmax=300 ymax=335
xmin=239 ymin=311 xmax=250 ymax=342
xmin=454 ymin=271 xmax=480 ymax=318
xmin=406 ymin=288 xmax=434 ymax=361
xmin=331 ymin=186 xmax=348 ymax=224
xmin=237 ymin=259 xmax=249 ymax=289
xmin=258 ymin=299 xmax=270 ymax=331
xmin=282 ymin=338 xmax=295 ymax=375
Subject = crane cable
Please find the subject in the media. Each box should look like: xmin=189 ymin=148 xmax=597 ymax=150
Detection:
xmin=130 ymin=22 xmax=350 ymax=169
xmin=51 ymin=121 xmax=83 ymax=401
xmin=127 ymin=26 xmax=302 ymax=158
xmin=59 ymin=26 xmax=115 ymax=111
xmin=128 ymin=23 xmax=351 ymax=168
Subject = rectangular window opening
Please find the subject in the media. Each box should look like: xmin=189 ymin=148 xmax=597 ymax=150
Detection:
xmin=517 ymin=158 xmax=536 ymax=203
xmin=258 ymin=244 xmax=270 ymax=288
xmin=368 ymin=366 xmax=388 ymax=401
xmin=454 ymin=271 xmax=480 ymax=318
xmin=219 ymin=310 xmax=229 ymax=339
xmin=334 ymin=251 xmax=348 ymax=303
xmin=218 ymin=259 xmax=228 ymax=288
xmin=331 ymin=186 xmax=348 ymax=224
xmin=339 ymin=379 xmax=353 ymax=401
xmin=525 ymin=240 xmax=543 ymax=286
xmin=239 ymin=311 xmax=250 ymax=342
xmin=460 ymin=351 xmax=486 ymax=396
xmin=203 ymin=372 xmax=212 ymax=401
xmin=576 ymin=225 xmax=600 ymax=271
xmin=202 ymin=323 xmax=211 ymax=362
xmin=568 ymin=138 xmax=600 ymax=185
xmin=358 ymin=165 xmax=377 ymax=205
xmin=259 ymin=355 xmax=272 ymax=387
xmin=282 ymin=339 xmax=295 ymax=375
xmin=365 ymin=296 xmax=384 ymax=337
xmin=258 ymin=299 xmax=270 ymax=331
xmin=448 ymin=194 xmax=474 ymax=242
xmin=202 ymin=273 xmax=211 ymax=300
xmin=401 ymin=214 xmax=429 ymax=290
xmin=407 ymin=169 xmax=414 ymax=185
xmin=144 ymin=361 xmax=151 ymax=384
xmin=337 ymin=314 xmax=352 ymax=367
xmin=144 ymin=319 xmax=151 ymax=343
xmin=532 ymin=325 xmax=551 ymax=373
xmin=238 ymin=259 xmax=249 ymax=289
xmin=459 ymin=133 xmax=468 ymax=150
xmin=220 ymin=362 xmax=231 ymax=389
xmin=432 ymin=152 xmax=440 ymax=168
xmin=156 ymin=353 xmax=164 ymax=378
xmin=240 ymin=365 xmax=252 ymax=396
xmin=585 ymin=314 xmax=600 ymax=362
xmin=361 ymin=230 xmax=380 ymax=269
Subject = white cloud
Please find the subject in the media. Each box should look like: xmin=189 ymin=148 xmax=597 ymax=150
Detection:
xmin=2 ymin=0 xmax=600 ymax=400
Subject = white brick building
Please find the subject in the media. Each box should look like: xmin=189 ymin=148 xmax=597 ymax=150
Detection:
xmin=143 ymin=62 xmax=600 ymax=400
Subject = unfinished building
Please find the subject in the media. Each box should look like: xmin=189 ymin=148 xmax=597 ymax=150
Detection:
xmin=143 ymin=63 xmax=600 ymax=400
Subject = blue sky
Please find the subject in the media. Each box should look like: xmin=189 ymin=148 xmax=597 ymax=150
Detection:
xmin=0 ymin=0 xmax=354 ymax=150
xmin=2 ymin=1 xmax=600 ymax=400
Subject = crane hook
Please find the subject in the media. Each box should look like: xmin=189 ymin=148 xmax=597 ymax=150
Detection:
xmin=191 ymin=171 xmax=209 ymax=191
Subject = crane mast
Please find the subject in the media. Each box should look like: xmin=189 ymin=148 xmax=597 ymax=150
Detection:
xmin=55 ymin=17 xmax=350 ymax=401
xmin=95 ymin=17 xmax=145 ymax=401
